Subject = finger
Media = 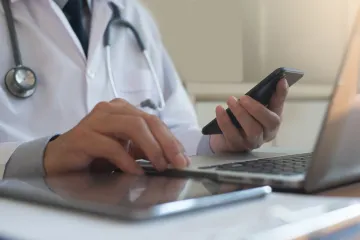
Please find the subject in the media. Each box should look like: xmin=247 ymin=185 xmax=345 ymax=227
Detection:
xmin=144 ymin=114 xmax=189 ymax=169
xmin=269 ymin=78 xmax=289 ymax=116
xmin=97 ymin=115 xmax=168 ymax=171
xmin=215 ymin=105 xmax=246 ymax=151
xmin=91 ymin=99 xmax=145 ymax=119
xmin=227 ymin=96 xmax=263 ymax=142
xmin=128 ymin=143 xmax=147 ymax=159
xmin=239 ymin=95 xmax=281 ymax=131
xmin=92 ymin=100 xmax=187 ymax=169
xmin=86 ymin=132 xmax=144 ymax=175
xmin=109 ymin=98 xmax=147 ymax=117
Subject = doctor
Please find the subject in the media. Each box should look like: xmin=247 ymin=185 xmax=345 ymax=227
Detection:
xmin=0 ymin=0 xmax=288 ymax=178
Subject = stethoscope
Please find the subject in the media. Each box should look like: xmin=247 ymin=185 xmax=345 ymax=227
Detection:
xmin=2 ymin=0 xmax=165 ymax=111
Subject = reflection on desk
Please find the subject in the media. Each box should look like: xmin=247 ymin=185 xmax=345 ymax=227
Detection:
xmin=1 ymin=173 xmax=360 ymax=239
xmin=0 ymin=172 xmax=271 ymax=221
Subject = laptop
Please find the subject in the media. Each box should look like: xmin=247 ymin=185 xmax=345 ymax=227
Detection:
xmin=152 ymin=9 xmax=360 ymax=193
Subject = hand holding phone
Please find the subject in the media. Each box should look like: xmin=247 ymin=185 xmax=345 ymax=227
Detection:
xmin=202 ymin=67 xmax=304 ymax=135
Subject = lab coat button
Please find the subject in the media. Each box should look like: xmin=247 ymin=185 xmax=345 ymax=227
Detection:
xmin=87 ymin=70 xmax=96 ymax=79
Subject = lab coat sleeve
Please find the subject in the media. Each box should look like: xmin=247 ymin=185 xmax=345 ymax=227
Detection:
xmin=134 ymin=1 xmax=215 ymax=156
xmin=1 ymin=137 xmax=53 ymax=179
xmin=0 ymin=143 xmax=22 ymax=179
xmin=159 ymin=47 xmax=215 ymax=156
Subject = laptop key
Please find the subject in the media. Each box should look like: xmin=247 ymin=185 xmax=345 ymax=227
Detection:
xmin=212 ymin=153 xmax=312 ymax=175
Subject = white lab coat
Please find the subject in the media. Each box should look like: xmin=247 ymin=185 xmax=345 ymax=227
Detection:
xmin=0 ymin=0 xmax=204 ymax=177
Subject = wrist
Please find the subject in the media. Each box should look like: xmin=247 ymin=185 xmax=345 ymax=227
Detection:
xmin=43 ymin=139 xmax=60 ymax=176
xmin=43 ymin=134 xmax=70 ymax=176
xmin=43 ymin=132 xmax=91 ymax=176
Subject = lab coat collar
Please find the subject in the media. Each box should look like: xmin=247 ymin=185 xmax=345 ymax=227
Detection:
xmin=53 ymin=0 xmax=92 ymax=9
xmin=7 ymin=0 xmax=125 ymax=64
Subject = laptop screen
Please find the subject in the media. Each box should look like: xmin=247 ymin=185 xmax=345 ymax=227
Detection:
xmin=305 ymin=8 xmax=360 ymax=191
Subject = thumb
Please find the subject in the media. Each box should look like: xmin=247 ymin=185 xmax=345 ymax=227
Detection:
xmin=269 ymin=78 xmax=289 ymax=116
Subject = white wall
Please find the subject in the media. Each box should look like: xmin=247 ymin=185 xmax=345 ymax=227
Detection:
xmin=141 ymin=0 xmax=244 ymax=83
xmin=141 ymin=0 xmax=360 ymax=148
xmin=254 ymin=0 xmax=348 ymax=84
xmin=142 ymin=0 xmax=358 ymax=84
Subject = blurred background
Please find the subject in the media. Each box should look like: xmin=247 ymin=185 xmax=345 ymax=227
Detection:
xmin=140 ymin=0 xmax=360 ymax=149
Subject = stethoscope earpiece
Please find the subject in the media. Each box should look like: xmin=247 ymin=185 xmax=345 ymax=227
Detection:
xmin=4 ymin=66 xmax=37 ymax=98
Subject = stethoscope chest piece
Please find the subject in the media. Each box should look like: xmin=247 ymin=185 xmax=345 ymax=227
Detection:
xmin=4 ymin=66 xmax=37 ymax=98
xmin=2 ymin=0 xmax=37 ymax=98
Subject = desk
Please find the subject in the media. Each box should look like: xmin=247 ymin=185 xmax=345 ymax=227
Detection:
xmin=0 ymin=185 xmax=359 ymax=240
xmin=0 ymin=148 xmax=359 ymax=240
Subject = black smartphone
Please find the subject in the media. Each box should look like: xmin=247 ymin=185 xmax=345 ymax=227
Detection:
xmin=201 ymin=67 xmax=304 ymax=135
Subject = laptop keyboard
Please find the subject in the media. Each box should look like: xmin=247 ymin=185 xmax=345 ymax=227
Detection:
xmin=200 ymin=153 xmax=311 ymax=176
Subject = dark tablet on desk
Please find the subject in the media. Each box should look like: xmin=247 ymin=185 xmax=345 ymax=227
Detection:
xmin=0 ymin=173 xmax=271 ymax=221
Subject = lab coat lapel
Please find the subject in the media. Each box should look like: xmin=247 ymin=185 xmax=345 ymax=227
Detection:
xmin=47 ymin=0 xmax=87 ymax=64
xmin=27 ymin=0 xmax=87 ymax=66
xmin=87 ymin=0 xmax=124 ymax=63
xmin=1 ymin=1 xmax=85 ymax=66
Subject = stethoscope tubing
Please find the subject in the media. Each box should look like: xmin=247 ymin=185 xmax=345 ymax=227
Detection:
xmin=104 ymin=2 xmax=165 ymax=111
xmin=2 ymin=0 xmax=166 ymax=109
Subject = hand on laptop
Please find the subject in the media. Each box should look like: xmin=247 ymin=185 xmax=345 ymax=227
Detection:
xmin=210 ymin=79 xmax=288 ymax=153
xmin=44 ymin=98 xmax=190 ymax=176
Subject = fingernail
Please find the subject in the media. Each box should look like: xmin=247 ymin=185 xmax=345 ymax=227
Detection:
xmin=227 ymin=96 xmax=238 ymax=107
xmin=240 ymin=96 xmax=249 ymax=104
xmin=158 ymin=157 xmax=168 ymax=171
xmin=243 ymin=141 xmax=253 ymax=151
xmin=282 ymin=78 xmax=289 ymax=88
xmin=216 ymin=105 xmax=225 ymax=116
xmin=152 ymin=157 xmax=167 ymax=172
xmin=174 ymin=153 xmax=187 ymax=168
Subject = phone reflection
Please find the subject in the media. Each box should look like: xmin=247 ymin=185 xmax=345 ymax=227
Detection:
xmin=45 ymin=173 xmax=245 ymax=208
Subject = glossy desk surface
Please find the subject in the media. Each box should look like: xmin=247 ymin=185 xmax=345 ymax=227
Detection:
xmin=1 ymin=147 xmax=360 ymax=240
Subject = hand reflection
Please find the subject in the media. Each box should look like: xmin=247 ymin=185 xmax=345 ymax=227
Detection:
xmin=46 ymin=173 xmax=188 ymax=207
xmin=127 ymin=174 xmax=188 ymax=206
xmin=201 ymin=179 xmax=245 ymax=194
